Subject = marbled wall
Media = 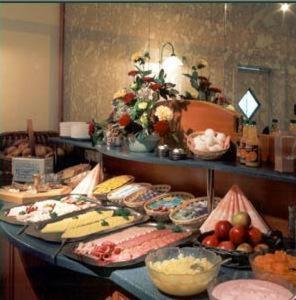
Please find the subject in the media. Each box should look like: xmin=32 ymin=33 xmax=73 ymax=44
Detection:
xmin=63 ymin=3 xmax=296 ymax=130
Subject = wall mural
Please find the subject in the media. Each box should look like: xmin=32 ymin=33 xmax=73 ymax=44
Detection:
xmin=63 ymin=3 xmax=296 ymax=131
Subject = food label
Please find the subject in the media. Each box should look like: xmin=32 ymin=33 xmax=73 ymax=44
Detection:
xmin=245 ymin=144 xmax=260 ymax=167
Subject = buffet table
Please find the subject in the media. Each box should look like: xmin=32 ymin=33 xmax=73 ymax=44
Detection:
xmin=0 ymin=213 xmax=252 ymax=300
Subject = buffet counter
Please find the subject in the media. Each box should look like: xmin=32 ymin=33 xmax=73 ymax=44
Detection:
xmin=0 ymin=210 xmax=252 ymax=300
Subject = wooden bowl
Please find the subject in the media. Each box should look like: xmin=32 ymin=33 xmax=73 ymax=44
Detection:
xmin=123 ymin=184 xmax=171 ymax=210
xmin=144 ymin=192 xmax=195 ymax=221
xmin=187 ymin=131 xmax=230 ymax=160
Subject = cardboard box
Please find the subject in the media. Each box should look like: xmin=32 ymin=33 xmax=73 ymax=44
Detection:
xmin=12 ymin=157 xmax=54 ymax=182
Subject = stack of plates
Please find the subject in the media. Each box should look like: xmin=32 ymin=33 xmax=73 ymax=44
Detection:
xmin=59 ymin=122 xmax=89 ymax=140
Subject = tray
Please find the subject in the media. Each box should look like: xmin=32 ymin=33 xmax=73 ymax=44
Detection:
xmin=195 ymin=230 xmax=284 ymax=269
xmin=24 ymin=206 xmax=149 ymax=243
xmin=61 ymin=223 xmax=199 ymax=269
xmin=0 ymin=194 xmax=100 ymax=227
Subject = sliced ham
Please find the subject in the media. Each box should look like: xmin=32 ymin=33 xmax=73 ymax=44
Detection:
xmin=200 ymin=185 xmax=270 ymax=234
xmin=71 ymin=163 xmax=102 ymax=197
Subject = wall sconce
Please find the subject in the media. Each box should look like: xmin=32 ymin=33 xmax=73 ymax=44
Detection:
xmin=159 ymin=42 xmax=183 ymax=70
xmin=280 ymin=3 xmax=290 ymax=13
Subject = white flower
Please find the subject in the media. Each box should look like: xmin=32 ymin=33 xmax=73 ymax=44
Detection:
xmin=113 ymin=89 xmax=126 ymax=99
xmin=155 ymin=105 xmax=174 ymax=122
xmin=138 ymin=102 xmax=148 ymax=110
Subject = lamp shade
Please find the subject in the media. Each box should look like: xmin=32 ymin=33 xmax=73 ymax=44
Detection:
xmin=162 ymin=55 xmax=183 ymax=70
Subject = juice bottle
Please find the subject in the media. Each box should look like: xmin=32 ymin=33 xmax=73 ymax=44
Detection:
xmin=239 ymin=120 xmax=249 ymax=164
xmin=245 ymin=121 xmax=260 ymax=167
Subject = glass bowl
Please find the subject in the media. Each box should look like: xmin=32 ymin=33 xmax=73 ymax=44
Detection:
xmin=250 ymin=249 xmax=296 ymax=289
xmin=207 ymin=275 xmax=295 ymax=300
xmin=145 ymin=247 xmax=222 ymax=297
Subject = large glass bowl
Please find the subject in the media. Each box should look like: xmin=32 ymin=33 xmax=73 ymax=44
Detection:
xmin=145 ymin=247 xmax=222 ymax=297
xmin=250 ymin=249 xmax=296 ymax=289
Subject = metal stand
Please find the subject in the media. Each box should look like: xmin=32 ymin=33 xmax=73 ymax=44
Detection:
xmin=207 ymin=169 xmax=215 ymax=213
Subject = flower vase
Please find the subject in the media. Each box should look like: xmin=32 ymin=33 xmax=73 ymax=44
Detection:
xmin=128 ymin=134 xmax=160 ymax=153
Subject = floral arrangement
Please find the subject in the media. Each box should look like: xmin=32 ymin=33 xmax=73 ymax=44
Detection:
xmin=110 ymin=51 xmax=178 ymax=140
xmin=182 ymin=59 xmax=231 ymax=108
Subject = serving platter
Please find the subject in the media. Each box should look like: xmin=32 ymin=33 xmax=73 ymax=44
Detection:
xmin=24 ymin=206 xmax=149 ymax=243
xmin=0 ymin=194 xmax=99 ymax=226
xmin=61 ymin=223 xmax=199 ymax=269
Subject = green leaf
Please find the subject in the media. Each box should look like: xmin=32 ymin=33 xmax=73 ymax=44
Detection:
xmin=113 ymin=207 xmax=131 ymax=217
xmin=72 ymin=216 xmax=79 ymax=219
xmin=156 ymin=222 xmax=166 ymax=230
xmin=172 ymin=225 xmax=183 ymax=233
xmin=101 ymin=219 xmax=109 ymax=226
xmin=183 ymin=73 xmax=192 ymax=79
xmin=19 ymin=211 xmax=26 ymax=215
xmin=192 ymin=70 xmax=198 ymax=81
xmin=50 ymin=212 xmax=58 ymax=219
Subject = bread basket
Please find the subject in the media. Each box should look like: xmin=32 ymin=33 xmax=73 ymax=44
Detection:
xmin=144 ymin=191 xmax=195 ymax=221
xmin=169 ymin=197 xmax=221 ymax=227
xmin=123 ymin=184 xmax=171 ymax=210
xmin=187 ymin=131 xmax=230 ymax=160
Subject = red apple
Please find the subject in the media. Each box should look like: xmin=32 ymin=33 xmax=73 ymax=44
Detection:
xmin=218 ymin=241 xmax=235 ymax=251
xmin=229 ymin=225 xmax=248 ymax=245
xmin=202 ymin=234 xmax=219 ymax=247
xmin=215 ymin=220 xmax=233 ymax=240
xmin=248 ymin=227 xmax=262 ymax=246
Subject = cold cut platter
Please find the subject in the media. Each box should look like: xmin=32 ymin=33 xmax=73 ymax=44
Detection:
xmin=61 ymin=223 xmax=199 ymax=268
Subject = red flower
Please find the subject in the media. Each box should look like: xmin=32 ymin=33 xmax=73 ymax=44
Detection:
xmin=143 ymin=77 xmax=154 ymax=83
xmin=128 ymin=70 xmax=139 ymax=76
xmin=210 ymin=87 xmax=222 ymax=93
xmin=88 ymin=121 xmax=95 ymax=136
xmin=198 ymin=76 xmax=208 ymax=81
xmin=123 ymin=93 xmax=136 ymax=104
xmin=150 ymin=83 xmax=162 ymax=91
xmin=154 ymin=120 xmax=170 ymax=137
xmin=118 ymin=114 xmax=131 ymax=127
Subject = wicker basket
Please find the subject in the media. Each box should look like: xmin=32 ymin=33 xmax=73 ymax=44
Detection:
xmin=144 ymin=191 xmax=195 ymax=221
xmin=107 ymin=182 xmax=152 ymax=205
xmin=169 ymin=197 xmax=221 ymax=227
xmin=123 ymin=184 xmax=171 ymax=210
xmin=187 ymin=131 xmax=230 ymax=160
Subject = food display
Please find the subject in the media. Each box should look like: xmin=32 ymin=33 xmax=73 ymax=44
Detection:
xmin=146 ymin=247 xmax=221 ymax=296
xmin=68 ymin=225 xmax=192 ymax=267
xmin=30 ymin=207 xmax=139 ymax=240
xmin=58 ymin=164 xmax=91 ymax=181
xmin=2 ymin=195 xmax=97 ymax=224
xmin=208 ymin=279 xmax=293 ymax=300
xmin=107 ymin=183 xmax=152 ymax=204
xmin=169 ymin=198 xmax=219 ymax=226
xmin=93 ymin=175 xmax=134 ymax=196
xmin=123 ymin=184 xmax=171 ymax=209
xmin=200 ymin=185 xmax=269 ymax=234
xmin=187 ymin=129 xmax=230 ymax=160
xmin=144 ymin=192 xmax=194 ymax=220
xmin=71 ymin=164 xmax=102 ymax=197
xmin=251 ymin=250 xmax=296 ymax=287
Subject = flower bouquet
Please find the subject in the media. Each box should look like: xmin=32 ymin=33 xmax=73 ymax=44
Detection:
xmin=110 ymin=51 xmax=178 ymax=152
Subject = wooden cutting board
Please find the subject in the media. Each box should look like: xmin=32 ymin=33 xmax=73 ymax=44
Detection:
xmin=0 ymin=186 xmax=72 ymax=204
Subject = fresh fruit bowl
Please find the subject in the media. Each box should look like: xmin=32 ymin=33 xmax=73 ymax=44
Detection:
xmin=250 ymin=249 xmax=296 ymax=288
xmin=145 ymin=247 xmax=222 ymax=297
xmin=196 ymin=230 xmax=284 ymax=269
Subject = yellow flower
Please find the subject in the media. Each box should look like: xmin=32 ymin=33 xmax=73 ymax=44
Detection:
xmin=131 ymin=52 xmax=142 ymax=62
xmin=155 ymin=105 xmax=173 ymax=122
xmin=113 ymin=89 xmax=126 ymax=99
xmin=138 ymin=102 xmax=148 ymax=110
xmin=140 ymin=113 xmax=148 ymax=127
xmin=197 ymin=59 xmax=208 ymax=69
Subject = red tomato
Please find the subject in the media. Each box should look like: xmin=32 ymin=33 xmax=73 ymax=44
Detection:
xmin=218 ymin=241 xmax=235 ymax=250
xmin=229 ymin=225 xmax=248 ymax=245
xmin=202 ymin=234 xmax=219 ymax=247
xmin=215 ymin=220 xmax=232 ymax=240
xmin=248 ymin=227 xmax=262 ymax=246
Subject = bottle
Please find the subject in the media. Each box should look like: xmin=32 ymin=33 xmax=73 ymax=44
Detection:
xmin=236 ymin=116 xmax=244 ymax=159
xmin=245 ymin=121 xmax=260 ymax=167
xmin=289 ymin=120 xmax=296 ymax=134
xmin=271 ymin=119 xmax=279 ymax=135
xmin=239 ymin=120 xmax=249 ymax=164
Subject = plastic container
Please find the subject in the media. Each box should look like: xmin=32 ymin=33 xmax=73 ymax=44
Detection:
xmin=274 ymin=131 xmax=296 ymax=173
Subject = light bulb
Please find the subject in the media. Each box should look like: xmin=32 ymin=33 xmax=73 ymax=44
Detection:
xmin=280 ymin=3 xmax=290 ymax=12
xmin=162 ymin=55 xmax=183 ymax=70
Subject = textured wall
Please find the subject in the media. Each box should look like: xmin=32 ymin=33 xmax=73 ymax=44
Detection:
xmin=63 ymin=3 xmax=296 ymax=130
